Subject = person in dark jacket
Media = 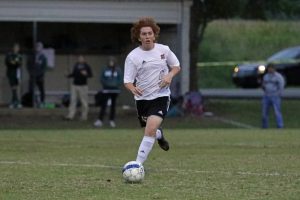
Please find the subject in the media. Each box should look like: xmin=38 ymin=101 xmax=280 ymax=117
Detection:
xmin=5 ymin=43 xmax=23 ymax=108
xmin=26 ymin=42 xmax=47 ymax=107
xmin=94 ymin=57 xmax=123 ymax=127
xmin=66 ymin=55 xmax=93 ymax=121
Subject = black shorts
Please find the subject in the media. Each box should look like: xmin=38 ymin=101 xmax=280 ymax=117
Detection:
xmin=136 ymin=96 xmax=170 ymax=127
xmin=8 ymin=76 xmax=19 ymax=87
xmin=7 ymin=70 xmax=19 ymax=86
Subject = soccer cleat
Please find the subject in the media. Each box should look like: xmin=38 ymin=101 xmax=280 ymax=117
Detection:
xmin=109 ymin=120 xmax=116 ymax=128
xmin=157 ymin=128 xmax=169 ymax=151
xmin=94 ymin=119 xmax=103 ymax=127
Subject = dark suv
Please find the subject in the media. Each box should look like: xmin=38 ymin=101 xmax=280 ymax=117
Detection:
xmin=232 ymin=46 xmax=300 ymax=88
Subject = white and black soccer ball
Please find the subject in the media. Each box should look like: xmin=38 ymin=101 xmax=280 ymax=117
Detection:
xmin=122 ymin=161 xmax=145 ymax=183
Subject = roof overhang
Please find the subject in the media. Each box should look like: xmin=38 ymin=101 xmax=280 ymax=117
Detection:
xmin=0 ymin=0 xmax=189 ymax=24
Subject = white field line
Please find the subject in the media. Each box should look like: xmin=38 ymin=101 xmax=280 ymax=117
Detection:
xmin=213 ymin=116 xmax=256 ymax=129
xmin=0 ymin=160 xmax=298 ymax=178
xmin=0 ymin=161 xmax=119 ymax=169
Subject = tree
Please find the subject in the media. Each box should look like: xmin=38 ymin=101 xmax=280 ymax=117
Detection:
xmin=242 ymin=0 xmax=266 ymax=19
xmin=189 ymin=0 xmax=243 ymax=90
xmin=242 ymin=0 xmax=300 ymax=19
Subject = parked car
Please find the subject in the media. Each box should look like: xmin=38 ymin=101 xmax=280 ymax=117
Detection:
xmin=232 ymin=46 xmax=300 ymax=88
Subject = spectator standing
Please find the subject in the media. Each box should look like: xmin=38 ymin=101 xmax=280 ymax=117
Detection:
xmin=5 ymin=43 xmax=23 ymax=108
xmin=65 ymin=55 xmax=93 ymax=121
xmin=26 ymin=42 xmax=47 ymax=108
xmin=261 ymin=64 xmax=285 ymax=128
xmin=94 ymin=57 xmax=123 ymax=128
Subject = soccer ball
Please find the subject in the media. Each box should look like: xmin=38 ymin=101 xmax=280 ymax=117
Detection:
xmin=122 ymin=161 xmax=145 ymax=183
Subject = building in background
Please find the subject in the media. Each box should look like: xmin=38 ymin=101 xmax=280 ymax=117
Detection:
xmin=0 ymin=0 xmax=192 ymax=105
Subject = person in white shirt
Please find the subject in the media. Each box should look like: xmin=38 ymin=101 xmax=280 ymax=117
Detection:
xmin=124 ymin=17 xmax=181 ymax=164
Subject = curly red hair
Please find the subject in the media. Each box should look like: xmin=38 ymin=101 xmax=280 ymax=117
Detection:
xmin=130 ymin=17 xmax=160 ymax=44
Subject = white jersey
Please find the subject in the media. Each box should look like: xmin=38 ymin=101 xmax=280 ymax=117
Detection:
xmin=124 ymin=43 xmax=180 ymax=100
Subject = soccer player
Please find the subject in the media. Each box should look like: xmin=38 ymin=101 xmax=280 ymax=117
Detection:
xmin=124 ymin=17 xmax=181 ymax=164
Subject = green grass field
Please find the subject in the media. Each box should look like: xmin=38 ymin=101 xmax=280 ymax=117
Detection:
xmin=0 ymin=129 xmax=299 ymax=200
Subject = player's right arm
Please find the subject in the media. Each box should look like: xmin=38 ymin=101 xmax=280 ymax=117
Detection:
xmin=124 ymin=56 xmax=142 ymax=97
xmin=124 ymin=83 xmax=143 ymax=96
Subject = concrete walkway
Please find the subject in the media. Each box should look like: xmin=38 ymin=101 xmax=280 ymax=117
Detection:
xmin=200 ymin=88 xmax=300 ymax=99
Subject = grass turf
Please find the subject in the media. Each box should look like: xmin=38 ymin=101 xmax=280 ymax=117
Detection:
xmin=0 ymin=129 xmax=299 ymax=200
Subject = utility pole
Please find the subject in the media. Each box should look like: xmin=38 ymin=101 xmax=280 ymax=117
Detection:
xmin=32 ymin=21 xmax=37 ymax=108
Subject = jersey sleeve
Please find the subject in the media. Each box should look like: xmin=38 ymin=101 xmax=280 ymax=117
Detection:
xmin=166 ymin=48 xmax=180 ymax=68
xmin=124 ymin=56 xmax=137 ymax=83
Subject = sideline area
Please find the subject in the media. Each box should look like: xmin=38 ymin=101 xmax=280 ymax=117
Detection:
xmin=0 ymin=106 xmax=244 ymax=129
xmin=1 ymin=98 xmax=299 ymax=129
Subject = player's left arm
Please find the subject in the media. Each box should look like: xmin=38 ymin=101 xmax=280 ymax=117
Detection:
xmin=160 ymin=66 xmax=180 ymax=88
xmin=160 ymin=48 xmax=181 ymax=88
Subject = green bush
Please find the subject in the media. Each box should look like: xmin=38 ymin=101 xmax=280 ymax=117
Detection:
xmin=198 ymin=65 xmax=235 ymax=88
xmin=200 ymin=20 xmax=300 ymax=61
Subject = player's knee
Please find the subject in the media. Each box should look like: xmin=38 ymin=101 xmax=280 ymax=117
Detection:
xmin=144 ymin=127 xmax=157 ymax=137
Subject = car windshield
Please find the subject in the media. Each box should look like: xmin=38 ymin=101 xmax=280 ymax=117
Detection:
xmin=267 ymin=47 xmax=300 ymax=62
